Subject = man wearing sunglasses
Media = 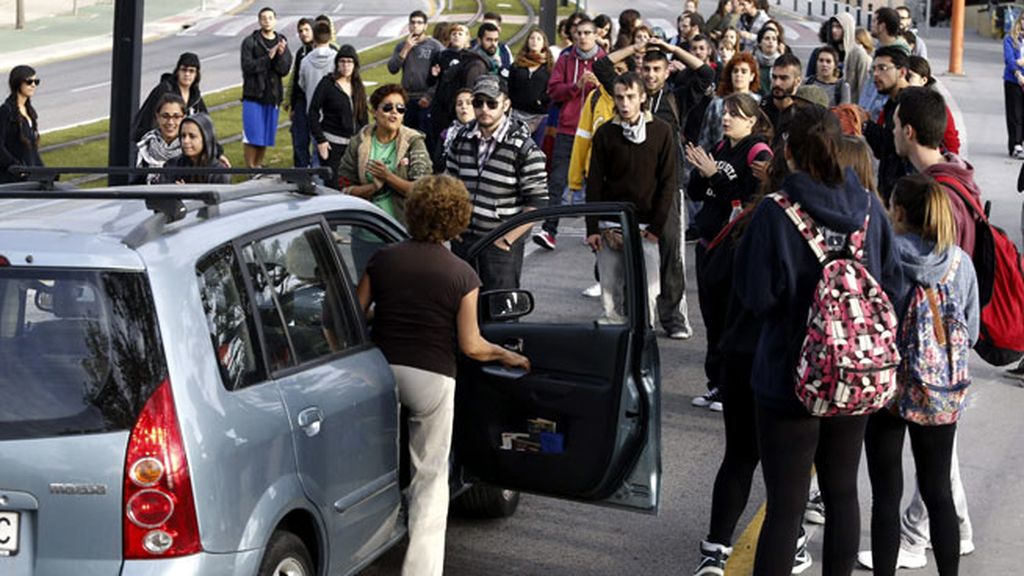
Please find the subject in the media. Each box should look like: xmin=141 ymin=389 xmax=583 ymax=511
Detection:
xmin=446 ymin=75 xmax=548 ymax=291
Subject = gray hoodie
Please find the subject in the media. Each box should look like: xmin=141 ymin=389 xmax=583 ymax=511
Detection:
xmin=895 ymin=233 xmax=980 ymax=345
xmin=298 ymin=45 xmax=338 ymax=111
xmin=835 ymin=13 xmax=870 ymax=106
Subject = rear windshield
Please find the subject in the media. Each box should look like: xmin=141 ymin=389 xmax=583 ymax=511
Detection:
xmin=0 ymin=268 xmax=167 ymax=440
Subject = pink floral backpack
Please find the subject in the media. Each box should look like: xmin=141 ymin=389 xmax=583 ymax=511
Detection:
xmin=897 ymin=249 xmax=972 ymax=426
xmin=769 ymin=193 xmax=901 ymax=417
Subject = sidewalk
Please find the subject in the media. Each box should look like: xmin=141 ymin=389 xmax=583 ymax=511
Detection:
xmin=0 ymin=0 xmax=248 ymax=72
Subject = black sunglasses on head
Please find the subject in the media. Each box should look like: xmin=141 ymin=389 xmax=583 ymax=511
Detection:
xmin=23 ymin=78 xmax=40 ymax=86
xmin=380 ymin=103 xmax=406 ymax=114
xmin=472 ymin=97 xmax=501 ymax=110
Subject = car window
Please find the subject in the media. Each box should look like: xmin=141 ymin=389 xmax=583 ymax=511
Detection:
xmin=0 ymin=269 xmax=166 ymax=440
xmin=330 ymin=223 xmax=394 ymax=286
xmin=197 ymin=247 xmax=265 ymax=391
xmin=242 ymin=224 xmax=355 ymax=372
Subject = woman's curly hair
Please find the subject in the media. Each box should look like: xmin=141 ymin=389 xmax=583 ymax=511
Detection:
xmin=405 ymin=174 xmax=472 ymax=243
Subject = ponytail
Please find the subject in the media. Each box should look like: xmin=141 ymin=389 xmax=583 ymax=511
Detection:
xmin=891 ymin=174 xmax=956 ymax=252
xmin=784 ymin=105 xmax=843 ymax=187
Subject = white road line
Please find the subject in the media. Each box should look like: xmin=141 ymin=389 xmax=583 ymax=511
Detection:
xmin=70 ymin=81 xmax=111 ymax=93
xmin=377 ymin=17 xmax=408 ymax=38
xmin=337 ymin=16 xmax=378 ymax=37
xmin=204 ymin=52 xmax=230 ymax=62
xmin=333 ymin=1 xmax=345 ymax=14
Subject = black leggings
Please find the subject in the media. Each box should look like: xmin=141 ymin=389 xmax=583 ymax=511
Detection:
xmin=707 ymin=354 xmax=760 ymax=545
xmin=864 ymin=410 xmax=959 ymax=576
xmin=754 ymin=405 xmax=868 ymax=576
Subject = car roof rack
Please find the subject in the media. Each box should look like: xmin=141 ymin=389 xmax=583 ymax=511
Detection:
xmin=0 ymin=166 xmax=338 ymax=248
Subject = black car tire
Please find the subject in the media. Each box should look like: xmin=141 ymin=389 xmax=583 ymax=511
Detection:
xmin=452 ymin=483 xmax=521 ymax=518
xmin=258 ymin=530 xmax=314 ymax=576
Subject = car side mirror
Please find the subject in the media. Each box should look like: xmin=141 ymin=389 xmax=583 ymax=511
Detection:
xmin=481 ymin=289 xmax=534 ymax=322
xmin=34 ymin=286 xmax=53 ymax=313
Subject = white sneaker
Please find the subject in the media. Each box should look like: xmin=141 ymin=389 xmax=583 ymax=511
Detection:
xmin=1014 ymin=144 xmax=1024 ymax=159
xmin=856 ymin=547 xmax=927 ymax=570
xmin=582 ymin=283 xmax=602 ymax=298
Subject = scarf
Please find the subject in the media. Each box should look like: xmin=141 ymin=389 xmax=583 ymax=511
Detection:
xmin=514 ymin=50 xmax=549 ymax=70
xmin=575 ymin=44 xmax=600 ymax=61
xmin=615 ymin=111 xmax=651 ymax=144
xmin=473 ymin=45 xmax=500 ymax=72
xmin=755 ymin=49 xmax=780 ymax=69
xmin=136 ymin=129 xmax=181 ymax=167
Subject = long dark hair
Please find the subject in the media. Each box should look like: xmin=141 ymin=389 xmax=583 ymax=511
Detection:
xmin=7 ymin=65 xmax=39 ymax=146
xmin=333 ymin=46 xmax=369 ymax=127
xmin=785 ymin=105 xmax=843 ymax=186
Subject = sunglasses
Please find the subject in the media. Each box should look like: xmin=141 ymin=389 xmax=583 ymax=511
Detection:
xmin=380 ymin=103 xmax=406 ymax=114
xmin=472 ymin=97 xmax=501 ymax=110
xmin=23 ymin=78 xmax=40 ymax=86
xmin=159 ymin=113 xmax=184 ymax=121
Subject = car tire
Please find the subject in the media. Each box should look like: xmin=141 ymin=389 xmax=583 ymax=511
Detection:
xmin=452 ymin=483 xmax=520 ymax=518
xmin=258 ymin=530 xmax=314 ymax=576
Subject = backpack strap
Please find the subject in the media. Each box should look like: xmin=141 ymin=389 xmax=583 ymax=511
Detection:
xmin=768 ymin=192 xmax=829 ymax=263
xmin=934 ymin=173 xmax=988 ymax=224
xmin=940 ymin=248 xmax=963 ymax=286
xmin=746 ymin=142 xmax=772 ymax=167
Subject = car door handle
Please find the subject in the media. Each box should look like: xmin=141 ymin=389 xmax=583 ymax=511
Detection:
xmin=297 ymin=407 xmax=323 ymax=437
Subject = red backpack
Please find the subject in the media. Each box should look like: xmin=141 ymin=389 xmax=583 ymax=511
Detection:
xmin=935 ymin=174 xmax=1024 ymax=366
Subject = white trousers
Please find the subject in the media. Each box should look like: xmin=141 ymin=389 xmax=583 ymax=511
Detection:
xmin=597 ymin=238 xmax=661 ymax=328
xmin=392 ymin=365 xmax=456 ymax=576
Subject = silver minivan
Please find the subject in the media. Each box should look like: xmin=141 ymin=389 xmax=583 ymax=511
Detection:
xmin=0 ymin=178 xmax=661 ymax=576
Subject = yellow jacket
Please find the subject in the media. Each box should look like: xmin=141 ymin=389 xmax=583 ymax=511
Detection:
xmin=568 ymin=84 xmax=616 ymax=191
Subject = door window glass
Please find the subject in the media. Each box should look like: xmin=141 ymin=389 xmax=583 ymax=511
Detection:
xmin=330 ymin=223 xmax=394 ymax=287
xmin=197 ymin=247 xmax=264 ymax=390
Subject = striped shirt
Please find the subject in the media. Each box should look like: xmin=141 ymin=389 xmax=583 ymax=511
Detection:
xmin=445 ymin=116 xmax=548 ymax=235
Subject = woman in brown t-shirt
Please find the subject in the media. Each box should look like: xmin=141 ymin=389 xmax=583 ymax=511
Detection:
xmin=357 ymin=174 xmax=529 ymax=576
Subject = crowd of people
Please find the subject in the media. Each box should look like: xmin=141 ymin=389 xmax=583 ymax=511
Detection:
xmin=3 ymin=3 xmax=1024 ymax=576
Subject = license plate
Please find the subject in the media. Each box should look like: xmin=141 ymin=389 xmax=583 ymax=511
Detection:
xmin=0 ymin=511 xmax=18 ymax=556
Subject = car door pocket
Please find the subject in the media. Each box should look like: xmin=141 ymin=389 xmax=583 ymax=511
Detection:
xmin=481 ymin=364 xmax=528 ymax=380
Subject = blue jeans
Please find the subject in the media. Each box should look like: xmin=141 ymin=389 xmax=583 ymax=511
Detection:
xmin=541 ymin=133 xmax=574 ymax=236
xmin=290 ymin=104 xmax=312 ymax=168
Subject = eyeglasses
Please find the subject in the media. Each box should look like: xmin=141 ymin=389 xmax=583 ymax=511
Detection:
xmin=380 ymin=103 xmax=406 ymax=114
xmin=472 ymin=97 xmax=501 ymax=110
xmin=872 ymin=63 xmax=895 ymax=73
xmin=22 ymin=78 xmax=40 ymax=86
xmin=410 ymin=19 xmax=426 ymax=25
xmin=159 ymin=113 xmax=184 ymax=121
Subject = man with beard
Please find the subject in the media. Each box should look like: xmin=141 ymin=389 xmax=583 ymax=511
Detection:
xmin=760 ymin=53 xmax=802 ymax=136
xmin=472 ymin=23 xmax=506 ymax=76
xmin=586 ymin=72 xmax=677 ymax=327
xmin=534 ymin=16 xmax=605 ymax=251
xmin=446 ymin=76 xmax=548 ymax=290
xmin=287 ymin=18 xmax=314 ymax=167
xmin=863 ymin=45 xmax=912 ymax=201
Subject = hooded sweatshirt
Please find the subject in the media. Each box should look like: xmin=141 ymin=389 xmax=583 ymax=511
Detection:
xmin=735 ymin=169 xmax=906 ymax=414
xmin=548 ymin=45 xmax=606 ymax=135
xmin=298 ymin=45 xmax=338 ymax=112
xmin=835 ymin=13 xmax=870 ymax=108
xmin=923 ymin=152 xmax=984 ymax=258
xmin=160 ymin=113 xmax=230 ymax=185
xmin=895 ymin=233 xmax=979 ymax=346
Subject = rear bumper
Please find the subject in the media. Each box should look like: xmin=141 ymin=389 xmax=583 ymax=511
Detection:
xmin=120 ymin=549 xmax=262 ymax=575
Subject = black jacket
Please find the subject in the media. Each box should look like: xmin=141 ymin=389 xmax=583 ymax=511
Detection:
xmin=307 ymin=76 xmax=367 ymax=144
xmin=864 ymin=93 xmax=911 ymax=201
xmin=686 ymin=134 xmax=772 ymax=241
xmin=289 ymin=44 xmax=313 ymax=110
xmin=508 ymin=64 xmax=551 ymax=115
xmin=132 ymin=72 xmax=209 ymax=143
xmin=0 ymin=96 xmax=42 ymax=183
xmin=241 ymin=30 xmax=293 ymax=105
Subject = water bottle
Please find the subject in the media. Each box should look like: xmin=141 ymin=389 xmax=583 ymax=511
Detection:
xmin=729 ymin=200 xmax=743 ymax=222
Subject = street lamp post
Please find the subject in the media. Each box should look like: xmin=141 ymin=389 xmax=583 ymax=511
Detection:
xmin=16 ymin=0 xmax=25 ymax=30
xmin=108 ymin=0 xmax=144 ymax=185
xmin=949 ymin=0 xmax=965 ymax=74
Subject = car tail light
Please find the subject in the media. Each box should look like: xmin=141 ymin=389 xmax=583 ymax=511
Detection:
xmin=0 ymin=255 xmax=8 ymax=266
xmin=123 ymin=379 xmax=202 ymax=559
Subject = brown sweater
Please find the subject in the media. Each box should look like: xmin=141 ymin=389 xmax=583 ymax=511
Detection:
xmin=585 ymin=113 xmax=678 ymax=237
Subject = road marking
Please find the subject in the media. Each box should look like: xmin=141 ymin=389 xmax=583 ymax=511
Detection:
xmin=70 ymin=81 xmax=111 ymax=93
xmin=337 ymin=16 xmax=378 ymax=37
xmin=724 ymin=503 xmax=765 ymax=575
xmin=204 ymin=52 xmax=230 ymax=62
xmin=333 ymin=1 xmax=345 ymax=14
xmin=377 ymin=17 xmax=409 ymax=38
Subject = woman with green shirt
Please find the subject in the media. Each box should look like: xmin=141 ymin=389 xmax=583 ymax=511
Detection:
xmin=338 ymin=83 xmax=431 ymax=225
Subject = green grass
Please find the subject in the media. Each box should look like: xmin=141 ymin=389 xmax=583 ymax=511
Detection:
xmin=40 ymin=0 xmax=540 ymax=171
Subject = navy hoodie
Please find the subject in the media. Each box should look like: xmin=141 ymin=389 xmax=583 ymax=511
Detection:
xmin=735 ymin=169 xmax=906 ymax=415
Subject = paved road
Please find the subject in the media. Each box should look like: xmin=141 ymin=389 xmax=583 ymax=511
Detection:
xmin=30 ymin=0 xmax=430 ymax=131
xmin=359 ymin=3 xmax=1024 ymax=575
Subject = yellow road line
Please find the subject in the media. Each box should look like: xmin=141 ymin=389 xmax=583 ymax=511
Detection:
xmin=725 ymin=502 xmax=766 ymax=576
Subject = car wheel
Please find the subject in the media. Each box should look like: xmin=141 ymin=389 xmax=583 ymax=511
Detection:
xmin=452 ymin=483 xmax=520 ymax=518
xmin=258 ymin=530 xmax=314 ymax=576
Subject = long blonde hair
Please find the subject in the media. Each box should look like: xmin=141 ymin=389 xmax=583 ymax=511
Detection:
xmin=1013 ymin=11 xmax=1024 ymax=49
xmin=891 ymin=174 xmax=956 ymax=252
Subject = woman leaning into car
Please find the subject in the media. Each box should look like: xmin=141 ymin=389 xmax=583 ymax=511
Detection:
xmin=357 ymin=173 xmax=530 ymax=576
